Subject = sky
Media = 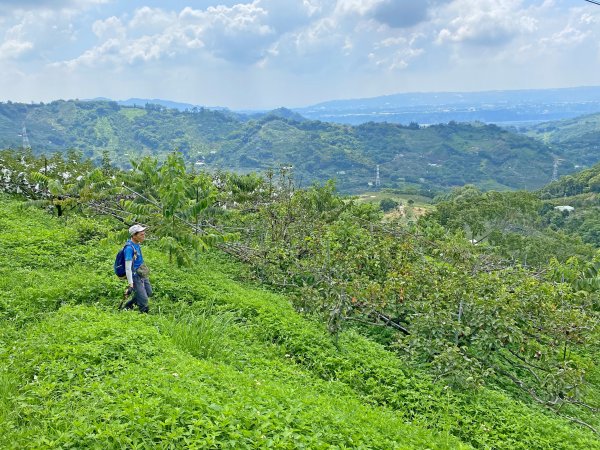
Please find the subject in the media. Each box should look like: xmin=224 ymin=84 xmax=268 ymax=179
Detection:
xmin=0 ymin=0 xmax=599 ymax=110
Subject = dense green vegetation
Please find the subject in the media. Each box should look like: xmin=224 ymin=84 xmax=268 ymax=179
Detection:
xmin=536 ymin=162 xmax=600 ymax=248
xmin=0 ymin=99 xmax=569 ymax=194
xmin=523 ymin=112 xmax=600 ymax=167
xmin=1 ymin=149 xmax=599 ymax=448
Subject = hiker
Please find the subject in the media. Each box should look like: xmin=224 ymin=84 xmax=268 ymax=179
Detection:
xmin=122 ymin=224 xmax=152 ymax=313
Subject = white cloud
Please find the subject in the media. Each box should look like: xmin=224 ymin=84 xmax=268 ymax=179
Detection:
xmin=92 ymin=16 xmax=125 ymax=39
xmin=334 ymin=0 xmax=381 ymax=16
xmin=129 ymin=7 xmax=177 ymax=33
xmin=180 ymin=3 xmax=272 ymax=34
xmin=436 ymin=0 xmax=537 ymax=46
xmin=302 ymin=0 xmax=323 ymax=16
xmin=0 ymin=7 xmax=88 ymax=64
xmin=541 ymin=25 xmax=589 ymax=46
xmin=0 ymin=0 xmax=110 ymax=15
xmin=580 ymin=12 xmax=600 ymax=25
xmin=0 ymin=39 xmax=34 ymax=59
xmin=62 ymin=1 xmax=323 ymax=70
xmin=1 ymin=21 xmax=34 ymax=61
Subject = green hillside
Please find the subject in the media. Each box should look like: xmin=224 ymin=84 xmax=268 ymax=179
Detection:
xmin=523 ymin=112 xmax=600 ymax=167
xmin=533 ymin=161 xmax=600 ymax=246
xmin=1 ymin=178 xmax=599 ymax=448
xmin=0 ymin=100 xmax=239 ymax=166
xmin=0 ymin=100 xmax=565 ymax=194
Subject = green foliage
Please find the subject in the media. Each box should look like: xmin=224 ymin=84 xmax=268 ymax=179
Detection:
xmin=0 ymin=148 xmax=234 ymax=268
xmin=157 ymin=305 xmax=235 ymax=359
xmin=120 ymin=152 xmax=235 ymax=266
xmin=3 ymin=306 xmax=468 ymax=450
xmin=525 ymin=112 xmax=600 ymax=170
xmin=0 ymin=197 xmax=468 ymax=450
xmin=429 ymin=185 xmax=595 ymax=266
xmin=221 ymin=173 xmax=599 ymax=426
xmin=0 ymin=148 xmax=113 ymax=217
xmin=531 ymin=163 xmax=600 ymax=247
xmin=433 ymin=185 xmax=541 ymax=239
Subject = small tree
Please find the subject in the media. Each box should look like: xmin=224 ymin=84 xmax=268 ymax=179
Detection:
xmin=379 ymin=197 xmax=399 ymax=212
xmin=121 ymin=152 xmax=234 ymax=266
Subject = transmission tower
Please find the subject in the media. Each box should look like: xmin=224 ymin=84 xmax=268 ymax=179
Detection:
xmin=375 ymin=165 xmax=381 ymax=187
xmin=21 ymin=125 xmax=31 ymax=149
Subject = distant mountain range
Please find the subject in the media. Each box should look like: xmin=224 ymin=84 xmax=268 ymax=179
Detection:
xmin=293 ymin=86 xmax=600 ymax=126
xmin=95 ymin=86 xmax=600 ymax=127
xmin=91 ymin=97 xmax=229 ymax=112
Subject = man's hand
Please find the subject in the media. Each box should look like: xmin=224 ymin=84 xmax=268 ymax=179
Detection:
xmin=119 ymin=286 xmax=134 ymax=310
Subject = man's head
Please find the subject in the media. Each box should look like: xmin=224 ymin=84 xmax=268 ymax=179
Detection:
xmin=129 ymin=224 xmax=146 ymax=243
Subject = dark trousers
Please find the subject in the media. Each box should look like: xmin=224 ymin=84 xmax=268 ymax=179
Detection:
xmin=124 ymin=274 xmax=153 ymax=313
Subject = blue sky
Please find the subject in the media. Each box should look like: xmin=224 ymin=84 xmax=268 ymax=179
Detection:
xmin=0 ymin=0 xmax=599 ymax=109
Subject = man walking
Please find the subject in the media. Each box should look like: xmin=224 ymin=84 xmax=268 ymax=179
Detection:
xmin=122 ymin=224 xmax=152 ymax=313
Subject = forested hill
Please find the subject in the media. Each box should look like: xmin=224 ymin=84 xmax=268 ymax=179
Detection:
xmin=522 ymin=112 xmax=600 ymax=167
xmin=0 ymin=99 xmax=570 ymax=193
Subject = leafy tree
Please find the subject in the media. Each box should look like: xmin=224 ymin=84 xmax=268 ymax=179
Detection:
xmin=0 ymin=149 xmax=109 ymax=217
xmin=27 ymin=167 xmax=109 ymax=217
xmin=380 ymin=197 xmax=399 ymax=212
xmin=121 ymin=152 xmax=234 ymax=266
xmin=426 ymin=186 xmax=595 ymax=266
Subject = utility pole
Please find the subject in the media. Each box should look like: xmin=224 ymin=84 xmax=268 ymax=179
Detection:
xmin=375 ymin=165 xmax=381 ymax=187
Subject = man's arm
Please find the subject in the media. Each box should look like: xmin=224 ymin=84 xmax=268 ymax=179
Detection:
xmin=124 ymin=244 xmax=135 ymax=287
xmin=125 ymin=260 xmax=134 ymax=287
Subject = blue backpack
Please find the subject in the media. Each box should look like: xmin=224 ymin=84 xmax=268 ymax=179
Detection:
xmin=114 ymin=243 xmax=136 ymax=278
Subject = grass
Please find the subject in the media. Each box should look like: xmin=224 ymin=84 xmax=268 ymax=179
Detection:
xmin=157 ymin=303 xmax=236 ymax=360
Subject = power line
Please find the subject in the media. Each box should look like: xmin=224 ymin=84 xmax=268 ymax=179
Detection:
xmin=584 ymin=0 xmax=600 ymax=5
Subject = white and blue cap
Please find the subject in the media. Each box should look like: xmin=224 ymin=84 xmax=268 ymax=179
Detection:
xmin=128 ymin=224 xmax=146 ymax=236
